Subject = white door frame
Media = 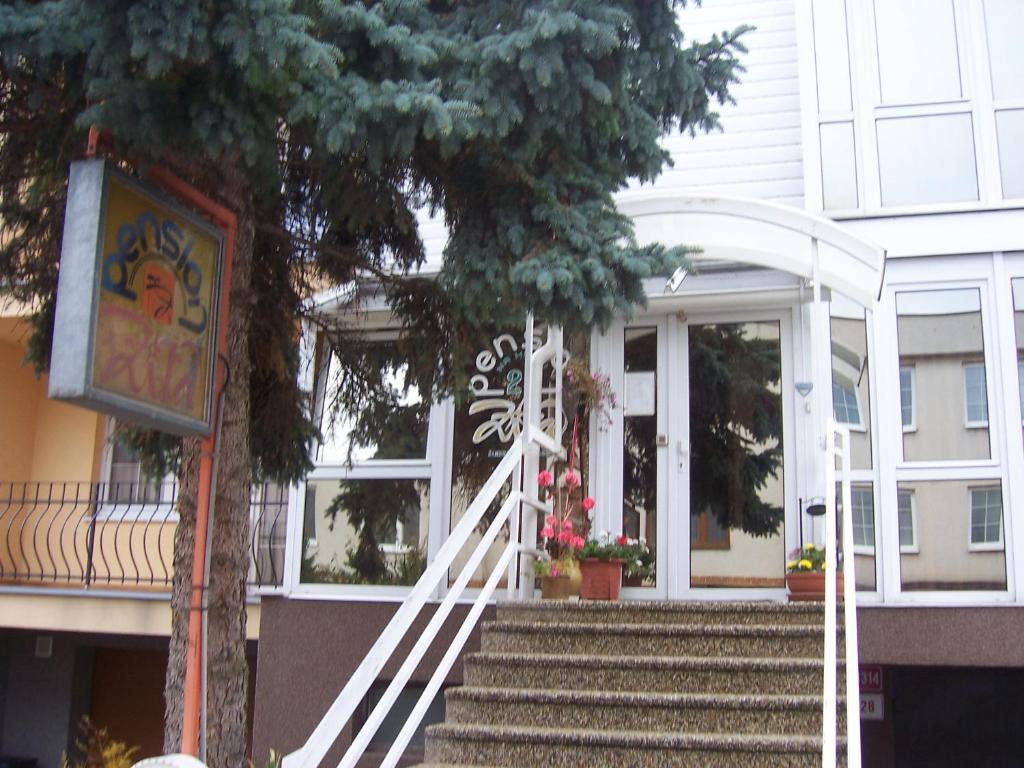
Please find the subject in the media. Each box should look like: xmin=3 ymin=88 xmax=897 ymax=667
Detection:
xmin=597 ymin=302 xmax=799 ymax=602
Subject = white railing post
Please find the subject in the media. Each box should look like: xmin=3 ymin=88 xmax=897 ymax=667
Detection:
xmin=823 ymin=419 xmax=838 ymax=768
xmin=518 ymin=314 xmax=540 ymax=599
xmin=824 ymin=420 xmax=862 ymax=768
xmin=838 ymin=424 xmax=862 ymax=768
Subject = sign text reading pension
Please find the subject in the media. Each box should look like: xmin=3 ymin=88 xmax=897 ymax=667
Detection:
xmin=49 ymin=160 xmax=225 ymax=435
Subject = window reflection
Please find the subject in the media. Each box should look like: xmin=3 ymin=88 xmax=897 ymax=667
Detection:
xmin=831 ymin=295 xmax=873 ymax=469
xmin=898 ymin=480 xmax=1006 ymax=592
xmin=846 ymin=483 xmax=876 ymax=591
xmin=896 ymin=289 xmax=990 ymax=461
xmin=623 ymin=327 xmax=657 ymax=588
xmin=317 ymin=339 xmax=429 ymax=464
xmin=688 ymin=321 xmax=784 ymax=589
xmin=301 ymin=479 xmax=429 ymax=585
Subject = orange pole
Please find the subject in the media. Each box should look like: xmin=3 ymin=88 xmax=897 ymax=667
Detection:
xmin=147 ymin=166 xmax=237 ymax=759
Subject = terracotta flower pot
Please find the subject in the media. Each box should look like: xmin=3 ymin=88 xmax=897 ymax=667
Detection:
xmin=540 ymin=559 xmax=581 ymax=599
xmin=785 ymin=570 xmax=845 ymax=602
xmin=579 ymin=558 xmax=625 ymax=600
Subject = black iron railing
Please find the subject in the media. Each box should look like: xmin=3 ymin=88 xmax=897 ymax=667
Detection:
xmin=0 ymin=480 xmax=288 ymax=591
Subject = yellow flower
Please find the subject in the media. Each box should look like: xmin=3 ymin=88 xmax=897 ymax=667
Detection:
xmin=803 ymin=543 xmax=816 ymax=551
xmin=798 ymin=559 xmax=813 ymax=569
xmin=786 ymin=560 xmax=798 ymax=570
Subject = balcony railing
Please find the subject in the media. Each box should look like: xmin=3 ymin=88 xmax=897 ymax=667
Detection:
xmin=0 ymin=480 xmax=288 ymax=592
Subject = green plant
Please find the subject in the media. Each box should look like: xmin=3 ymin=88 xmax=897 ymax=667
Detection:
xmin=582 ymin=532 xmax=653 ymax=580
xmin=62 ymin=717 xmax=138 ymax=768
xmin=786 ymin=544 xmax=827 ymax=573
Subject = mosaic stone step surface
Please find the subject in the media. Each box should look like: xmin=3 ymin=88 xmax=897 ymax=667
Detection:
xmin=464 ymin=651 xmax=844 ymax=696
xmin=424 ymin=724 xmax=846 ymax=768
xmin=481 ymin=619 xmax=836 ymax=658
xmin=445 ymin=686 xmax=847 ymax=735
xmin=496 ymin=599 xmax=835 ymax=627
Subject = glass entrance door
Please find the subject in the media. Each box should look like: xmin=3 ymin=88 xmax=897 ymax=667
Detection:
xmin=615 ymin=312 xmax=792 ymax=600
xmin=680 ymin=319 xmax=788 ymax=593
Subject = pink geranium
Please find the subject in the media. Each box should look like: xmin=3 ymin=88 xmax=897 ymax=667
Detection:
xmin=571 ymin=535 xmax=585 ymax=550
xmin=537 ymin=470 xmax=554 ymax=487
xmin=540 ymin=526 xmax=555 ymax=539
xmin=545 ymin=514 xmax=558 ymax=527
xmin=581 ymin=496 xmax=596 ymax=511
xmin=562 ymin=519 xmax=573 ymax=532
xmin=562 ymin=469 xmax=581 ymax=488
xmin=557 ymin=530 xmax=572 ymax=544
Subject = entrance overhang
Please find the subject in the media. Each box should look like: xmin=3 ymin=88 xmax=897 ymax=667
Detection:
xmin=618 ymin=192 xmax=886 ymax=307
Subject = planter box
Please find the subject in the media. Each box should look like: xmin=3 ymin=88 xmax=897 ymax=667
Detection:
xmin=579 ymin=558 xmax=624 ymax=600
xmin=540 ymin=560 xmax=581 ymax=599
xmin=785 ymin=571 xmax=845 ymax=602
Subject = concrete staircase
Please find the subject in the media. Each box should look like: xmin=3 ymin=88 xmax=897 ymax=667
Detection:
xmin=418 ymin=600 xmax=845 ymax=768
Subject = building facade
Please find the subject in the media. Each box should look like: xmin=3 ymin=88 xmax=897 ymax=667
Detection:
xmin=4 ymin=1 xmax=1024 ymax=766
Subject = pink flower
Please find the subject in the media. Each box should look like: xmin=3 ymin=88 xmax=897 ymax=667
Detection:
xmin=545 ymin=514 xmax=558 ymax=527
xmin=561 ymin=519 xmax=573 ymax=532
xmin=571 ymin=535 xmax=585 ymax=550
xmin=550 ymin=564 xmax=560 ymax=577
xmin=558 ymin=530 xmax=572 ymax=544
xmin=581 ymin=496 xmax=596 ymax=511
xmin=617 ymin=535 xmax=628 ymax=546
xmin=562 ymin=470 xmax=581 ymax=488
xmin=537 ymin=470 xmax=554 ymax=487
xmin=540 ymin=526 xmax=555 ymax=539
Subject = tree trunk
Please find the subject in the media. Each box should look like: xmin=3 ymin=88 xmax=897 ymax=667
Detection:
xmin=164 ymin=165 xmax=254 ymax=768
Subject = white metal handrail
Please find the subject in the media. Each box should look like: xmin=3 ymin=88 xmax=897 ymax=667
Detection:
xmin=823 ymin=419 xmax=862 ymax=768
xmin=283 ymin=317 xmax=564 ymax=768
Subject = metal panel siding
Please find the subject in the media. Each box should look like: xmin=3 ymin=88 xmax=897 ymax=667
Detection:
xmin=631 ymin=0 xmax=804 ymax=207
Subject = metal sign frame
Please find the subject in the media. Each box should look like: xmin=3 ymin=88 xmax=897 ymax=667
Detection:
xmin=49 ymin=159 xmax=225 ymax=435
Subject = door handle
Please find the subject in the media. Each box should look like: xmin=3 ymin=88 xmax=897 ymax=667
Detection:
xmin=677 ymin=440 xmax=688 ymax=473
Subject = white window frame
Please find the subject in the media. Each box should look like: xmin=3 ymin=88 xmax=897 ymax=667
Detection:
xmin=801 ymin=0 xmax=1019 ymax=215
xmin=98 ymin=419 xmax=177 ymax=521
xmin=291 ymin=326 xmax=446 ymax=598
xmin=899 ymin=364 xmax=916 ymax=433
xmin=851 ymin=485 xmax=876 ymax=555
xmin=963 ymin=360 xmax=990 ymax=427
xmin=876 ymin=259 xmax=1014 ymax=605
xmin=968 ymin=485 xmax=1004 ymax=551
xmin=896 ymin=488 xmax=918 ymax=555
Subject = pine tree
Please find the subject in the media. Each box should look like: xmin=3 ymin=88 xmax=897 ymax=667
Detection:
xmin=0 ymin=2 xmax=747 ymax=764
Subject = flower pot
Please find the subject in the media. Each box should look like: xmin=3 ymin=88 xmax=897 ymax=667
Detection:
xmin=785 ymin=570 xmax=845 ymax=602
xmin=540 ymin=559 xmax=581 ymax=599
xmin=622 ymin=574 xmax=644 ymax=588
xmin=579 ymin=558 xmax=625 ymax=600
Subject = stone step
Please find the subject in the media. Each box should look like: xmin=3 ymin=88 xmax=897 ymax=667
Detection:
xmin=424 ymin=724 xmax=846 ymax=768
xmin=464 ymin=652 xmax=844 ymax=696
xmin=481 ymin=619 xmax=836 ymax=658
xmin=496 ymin=599 xmax=835 ymax=627
xmin=445 ymin=686 xmax=847 ymax=735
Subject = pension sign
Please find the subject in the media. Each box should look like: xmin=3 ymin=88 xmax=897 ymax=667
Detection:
xmin=49 ymin=160 xmax=224 ymax=435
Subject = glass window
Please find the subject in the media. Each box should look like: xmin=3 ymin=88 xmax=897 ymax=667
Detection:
xmin=876 ymin=114 xmax=978 ymax=206
xmin=969 ymin=487 xmax=1003 ymax=549
xmin=316 ymin=339 xmax=429 ymax=464
xmin=831 ymin=297 xmax=873 ymax=469
xmin=820 ymin=122 xmax=858 ymax=210
xmin=897 ymin=489 xmax=917 ymax=553
xmin=833 ymin=383 xmax=861 ymax=427
xmin=874 ymin=0 xmax=962 ymax=105
xmin=852 ymin=487 xmax=875 ymax=550
xmin=1014 ymin=280 xmax=1024 ymax=436
xmin=897 ymin=289 xmax=990 ymax=461
xmin=898 ymin=480 xmax=1006 ymax=591
xmin=623 ymin=326 xmax=658 ymax=588
xmin=1018 ymin=359 xmax=1024 ymax=424
xmin=301 ymin=478 xmax=429 ymax=585
xmin=963 ymin=362 xmax=989 ymax=426
xmin=899 ymin=365 xmax=915 ymax=431
xmin=995 ymin=110 xmax=1024 ymax=200
xmin=984 ymin=0 xmax=1024 ymax=101
xmin=844 ymin=482 xmax=877 ymax=592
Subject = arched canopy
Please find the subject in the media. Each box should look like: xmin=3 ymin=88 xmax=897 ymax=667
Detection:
xmin=618 ymin=192 xmax=886 ymax=307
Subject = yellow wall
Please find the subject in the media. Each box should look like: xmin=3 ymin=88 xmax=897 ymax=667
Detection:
xmin=0 ymin=339 xmax=40 ymax=480
xmin=0 ymin=320 xmax=104 ymax=483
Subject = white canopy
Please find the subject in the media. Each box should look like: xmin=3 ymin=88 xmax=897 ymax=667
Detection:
xmin=618 ymin=192 xmax=886 ymax=306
